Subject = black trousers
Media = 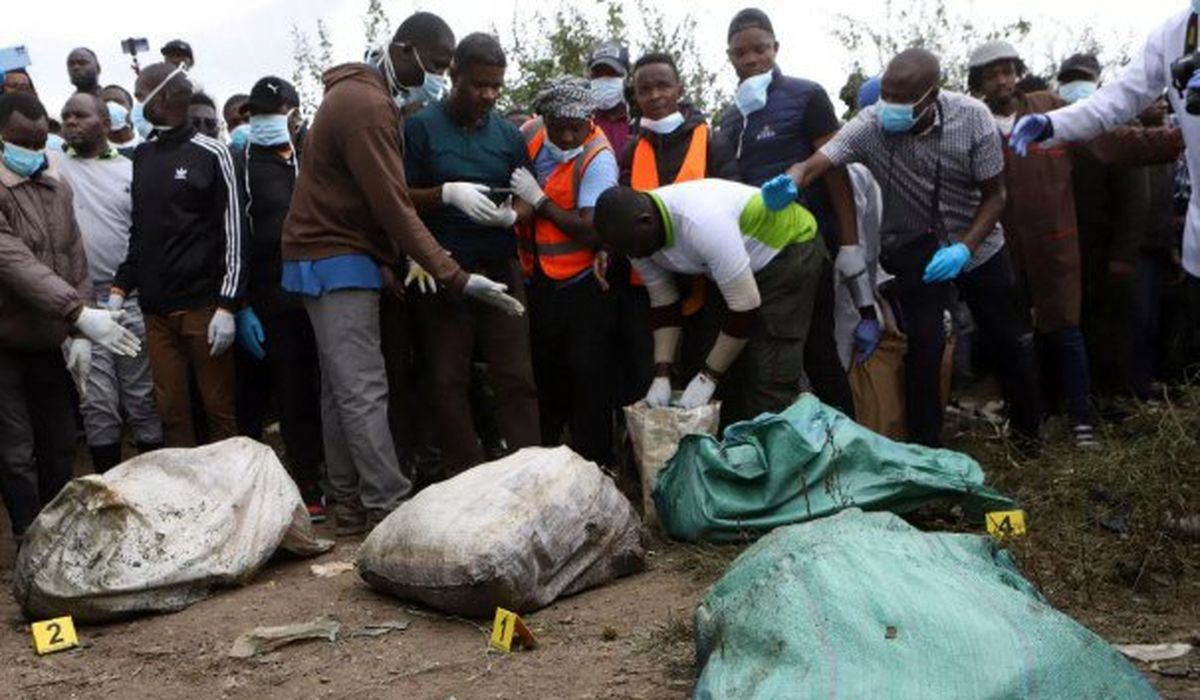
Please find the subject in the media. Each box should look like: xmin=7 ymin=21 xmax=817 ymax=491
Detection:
xmin=236 ymin=307 xmax=324 ymax=496
xmin=804 ymin=257 xmax=856 ymax=418
xmin=0 ymin=347 xmax=77 ymax=536
xmin=529 ymin=273 xmax=616 ymax=465
xmin=891 ymin=249 xmax=1040 ymax=447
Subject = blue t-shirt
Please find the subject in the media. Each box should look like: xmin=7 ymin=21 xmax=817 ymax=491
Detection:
xmin=532 ymin=145 xmax=619 ymax=209
xmin=281 ymin=255 xmax=382 ymax=297
xmin=404 ymin=102 xmax=530 ymax=264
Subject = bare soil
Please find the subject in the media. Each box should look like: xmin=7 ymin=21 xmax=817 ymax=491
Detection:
xmin=2 ymin=405 xmax=1198 ymax=699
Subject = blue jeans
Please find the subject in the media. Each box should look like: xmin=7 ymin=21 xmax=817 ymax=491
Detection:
xmin=1042 ymin=327 xmax=1092 ymax=425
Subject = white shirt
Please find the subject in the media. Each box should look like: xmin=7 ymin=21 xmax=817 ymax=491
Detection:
xmin=48 ymin=148 xmax=133 ymax=292
xmin=1049 ymin=8 xmax=1200 ymax=275
xmin=634 ymin=179 xmax=809 ymax=288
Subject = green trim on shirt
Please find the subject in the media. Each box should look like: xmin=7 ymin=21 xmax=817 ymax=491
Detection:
xmin=66 ymin=146 xmax=121 ymax=160
xmin=648 ymin=192 xmax=676 ymax=249
xmin=738 ymin=193 xmax=818 ymax=249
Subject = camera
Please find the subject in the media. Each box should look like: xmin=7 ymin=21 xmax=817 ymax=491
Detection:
xmin=1170 ymin=52 xmax=1200 ymax=115
xmin=120 ymin=38 xmax=149 ymax=56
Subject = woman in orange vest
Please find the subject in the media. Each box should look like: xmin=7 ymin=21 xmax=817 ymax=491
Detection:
xmin=508 ymin=77 xmax=620 ymax=466
xmin=612 ymin=53 xmax=734 ymax=408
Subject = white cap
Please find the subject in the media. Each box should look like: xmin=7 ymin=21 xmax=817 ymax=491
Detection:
xmin=969 ymin=40 xmax=1021 ymax=69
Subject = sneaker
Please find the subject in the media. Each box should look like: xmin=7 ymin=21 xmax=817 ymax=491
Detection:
xmin=332 ymin=501 xmax=367 ymax=537
xmin=306 ymin=498 xmax=327 ymax=524
xmin=1072 ymin=423 xmax=1099 ymax=449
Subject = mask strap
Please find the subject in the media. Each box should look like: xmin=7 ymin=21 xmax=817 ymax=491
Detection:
xmin=143 ymin=64 xmax=188 ymax=106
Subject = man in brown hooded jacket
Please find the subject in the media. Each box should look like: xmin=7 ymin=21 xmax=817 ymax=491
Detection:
xmin=281 ymin=11 xmax=524 ymax=533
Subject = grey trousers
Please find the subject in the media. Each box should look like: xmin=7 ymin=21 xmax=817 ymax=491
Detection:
xmin=82 ymin=297 xmax=162 ymax=446
xmin=304 ymin=289 xmax=410 ymax=512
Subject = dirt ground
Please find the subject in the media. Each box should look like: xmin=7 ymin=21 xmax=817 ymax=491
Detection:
xmin=1 ymin=406 xmax=1198 ymax=698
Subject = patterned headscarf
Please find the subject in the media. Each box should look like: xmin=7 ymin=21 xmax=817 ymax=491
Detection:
xmin=533 ymin=77 xmax=594 ymax=120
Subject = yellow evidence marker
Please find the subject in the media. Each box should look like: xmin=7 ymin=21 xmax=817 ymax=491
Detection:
xmin=986 ymin=510 xmax=1028 ymax=539
xmin=489 ymin=607 xmax=538 ymax=653
xmin=31 ymin=616 xmax=79 ymax=655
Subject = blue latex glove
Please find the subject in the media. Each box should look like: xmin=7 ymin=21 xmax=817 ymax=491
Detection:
xmin=236 ymin=307 xmax=266 ymax=360
xmin=853 ymin=318 xmax=882 ymax=364
xmin=923 ymin=243 xmax=971 ymax=283
xmin=761 ymin=174 xmax=799 ymax=212
xmin=1009 ymin=114 xmax=1052 ymax=157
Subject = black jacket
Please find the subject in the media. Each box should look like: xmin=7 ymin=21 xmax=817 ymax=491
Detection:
xmin=115 ymin=124 xmax=245 ymax=314
xmin=618 ymin=107 xmax=734 ymax=186
xmin=235 ymin=144 xmax=301 ymax=314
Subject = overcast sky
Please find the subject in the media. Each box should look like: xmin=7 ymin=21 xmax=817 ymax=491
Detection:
xmin=4 ymin=0 xmax=1187 ymax=126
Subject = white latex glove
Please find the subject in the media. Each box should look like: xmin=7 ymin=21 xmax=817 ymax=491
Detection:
xmin=62 ymin=338 xmax=92 ymax=398
xmin=477 ymin=195 xmax=519 ymax=228
xmin=463 ymin=273 xmax=525 ymax=316
xmin=644 ymin=376 xmax=672 ymax=408
xmin=207 ymin=308 xmax=236 ymax=357
xmin=678 ymin=372 xmax=717 ymax=409
xmin=106 ymin=292 xmax=125 ymax=312
xmin=442 ymin=182 xmax=501 ymax=224
xmin=834 ymin=244 xmax=868 ymax=280
xmin=74 ymin=306 xmax=140 ymax=356
xmin=404 ymin=258 xmax=437 ymax=294
xmin=510 ymin=168 xmax=547 ymax=209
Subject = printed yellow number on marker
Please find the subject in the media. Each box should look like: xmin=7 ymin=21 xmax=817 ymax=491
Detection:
xmin=31 ymin=616 xmax=78 ymax=655
xmin=986 ymin=510 xmax=1027 ymax=539
xmin=490 ymin=608 xmax=517 ymax=653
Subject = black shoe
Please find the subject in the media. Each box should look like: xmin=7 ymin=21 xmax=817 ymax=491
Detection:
xmin=89 ymin=443 xmax=123 ymax=473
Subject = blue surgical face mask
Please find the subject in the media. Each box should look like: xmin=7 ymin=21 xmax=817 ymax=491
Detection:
xmin=1193 ymin=0 xmax=1200 ymax=15
xmin=544 ymin=138 xmax=584 ymax=164
xmin=249 ymin=113 xmax=291 ymax=147
xmin=640 ymin=111 xmax=685 ymax=135
xmin=2 ymin=142 xmax=48 ymax=178
xmin=734 ymin=70 xmax=773 ymax=116
xmin=1058 ymin=80 xmax=1097 ymax=104
xmin=131 ymin=102 xmax=152 ymax=138
xmin=878 ymin=86 xmax=935 ymax=133
xmin=591 ymin=77 xmax=625 ymax=110
xmin=45 ymin=133 xmax=66 ymax=153
xmin=228 ymin=124 xmax=251 ymax=150
xmin=107 ymin=101 xmax=130 ymax=132
xmin=380 ymin=41 xmax=448 ymax=108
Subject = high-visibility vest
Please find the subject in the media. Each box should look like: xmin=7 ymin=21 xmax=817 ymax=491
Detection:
xmin=517 ymin=119 xmax=611 ymax=281
xmin=629 ymin=123 xmax=708 ymax=190
xmin=629 ymin=123 xmax=709 ymax=313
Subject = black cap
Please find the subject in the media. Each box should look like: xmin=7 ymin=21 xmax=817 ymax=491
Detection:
xmin=243 ymin=76 xmax=299 ymax=115
xmin=1057 ymin=53 xmax=1101 ymax=82
xmin=588 ymin=41 xmax=630 ymax=76
xmin=161 ymin=39 xmax=193 ymax=59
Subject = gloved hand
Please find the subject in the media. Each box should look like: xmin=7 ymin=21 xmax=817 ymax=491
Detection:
xmin=74 ymin=306 xmax=140 ymax=356
xmin=923 ymin=243 xmax=971 ymax=283
xmin=442 ymin=182 xmax=502 ymax=224
xmin=404 ymin=258 xmax=437 ymax=294
xmin=834 ymin=244 xmax=868 ymax=279
xmin=236 ymin=307 xmax=266 ymax=360
xmin=761 ymin=173 xmax=799 ymax=212
xmin=464 ymin=273 xmax=526 ymax=316
xmin=853 ymin=318 xmax=882 ymax=364
xmin=477 ymin=195 xmax=519 ymax=228
xmin=1009 ymin=114 xmax=1053 ymax=157
xmin=644 ymin=376 xmax=672 ymax=408
xmin=207 ymin=308 xmax=236 ymax=357
xmin=678 ymin=372 xmax=718 ymax=409
xmin=106 ymin=292 xmax=125 ymax=312
xmin=510 ymin=168 xmax=547 ymax=209
xmin=62 ymin=338 xmax=92 ymax=398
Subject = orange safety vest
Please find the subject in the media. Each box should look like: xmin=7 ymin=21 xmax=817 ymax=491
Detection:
xmin=517 ymin=120 xmax=612 ymax=281
xmin=629 ymin=123 xmax=709 ymax=313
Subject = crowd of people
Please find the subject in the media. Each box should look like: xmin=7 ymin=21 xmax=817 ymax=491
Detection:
xmin=2 ymin=5 xmax=1197 ymax=542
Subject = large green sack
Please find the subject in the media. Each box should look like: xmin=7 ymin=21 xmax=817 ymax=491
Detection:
xmin=694 ymin=510 xmax=1157 ymax=699
xmin=654 ymin=394 xmax=1013 ymax=542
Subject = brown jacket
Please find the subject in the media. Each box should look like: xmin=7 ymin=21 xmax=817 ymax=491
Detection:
xmin=1001 ymin=91 xmax=1082 ymax=332
xmin=0 ymin=159 xmax=92 ymax=350
xmin=281 ymin=63 xmax=466 ymax=292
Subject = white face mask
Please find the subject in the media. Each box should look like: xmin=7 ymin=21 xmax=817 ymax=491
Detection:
xmin=545 ymin=139 xmax=584 ymax=163
xmin=640 ymin=111 xmax=685 ymax=135
xmin=590 ymin=77 xmax=625 ymax=111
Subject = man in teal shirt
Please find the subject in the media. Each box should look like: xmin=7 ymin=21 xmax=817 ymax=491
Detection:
xmin=404 ymin=33 xmax=538 ymax=480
